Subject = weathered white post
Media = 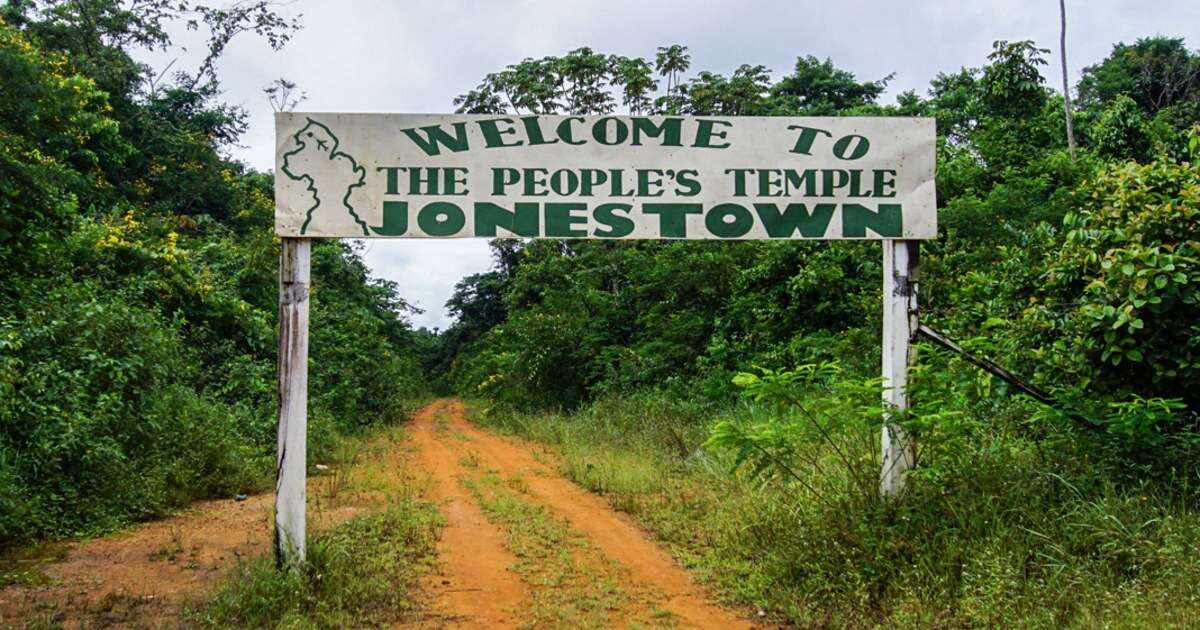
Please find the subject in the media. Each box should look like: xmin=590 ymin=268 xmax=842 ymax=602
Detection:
xmin=881 ymin=239 xmax=918 ymax=496
xmin=276 ymin=237 xmax=310 ymax=565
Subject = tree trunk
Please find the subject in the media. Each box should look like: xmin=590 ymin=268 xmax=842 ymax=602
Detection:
xmin=1060 ymin=0 xmax=1077 ymax=160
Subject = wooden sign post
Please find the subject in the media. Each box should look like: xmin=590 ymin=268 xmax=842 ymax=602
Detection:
xmin=272 ymin=113 xmax=937 ymax=564
xmin=276 ymin=237 xmax=310 ymax=566
xmin=880 ymin=240 xmax=918 ymax=496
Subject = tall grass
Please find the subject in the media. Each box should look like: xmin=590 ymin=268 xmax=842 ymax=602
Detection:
xmin=189 ymin=499 xmax=442 ymax=629
xmin=472 ymin=393 xmax=1200 ymax=627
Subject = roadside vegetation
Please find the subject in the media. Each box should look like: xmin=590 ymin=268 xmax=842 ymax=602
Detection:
xmin=2 ymin=0 xmax=1199 ymax=626
xmin=191 ymin=423 xmax=444 ymax=629
xmin=0 ymin=2 xmax=426 ymax=548
xmin=473 ymin=392 xmax=1200 ymax=627
xmin=190 ymin=499 xmax=442 ymax=629
xmin=439 ymin=39 xmax=1200 ymax=627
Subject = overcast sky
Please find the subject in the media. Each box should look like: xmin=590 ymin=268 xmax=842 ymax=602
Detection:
xmin=141 ymin=1 xmax=1200 ymax=329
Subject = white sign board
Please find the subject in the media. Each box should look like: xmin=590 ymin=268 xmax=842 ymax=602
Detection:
xmin=274 ymin=113 xmax=936 ymax=239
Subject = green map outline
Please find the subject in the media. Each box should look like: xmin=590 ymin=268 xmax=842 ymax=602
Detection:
xmin=281 ymin=117 xmax=370 ymax=236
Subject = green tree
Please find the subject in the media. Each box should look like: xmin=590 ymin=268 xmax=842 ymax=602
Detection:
xmin=653 ymin=44 xmax=690 ymax=113
xmin=981 ymin=40 xmax=1050 ymax=118
xmin=612 ymin=56 xmax=657 ymax=115
xmin=1078 ymin=37 xmax=1200 ymax=114
xmin=557 ymin=47 xmax=617 ymax=114
xmin=680 ymin=65 xmax=771 ymax=115
xmin=0 ymin=3 xmax=426 ymax=545
xmin=1042 ymin=155 xmax=1200 ymax=406
xmin=766 ymin=55 xmax=891 ymax=115
xmin=1091 ymin=94 xmax=1151 ymax=160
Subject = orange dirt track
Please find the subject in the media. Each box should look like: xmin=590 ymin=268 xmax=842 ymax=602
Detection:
xmin=0 ymin=399 xmax=762 ymax=629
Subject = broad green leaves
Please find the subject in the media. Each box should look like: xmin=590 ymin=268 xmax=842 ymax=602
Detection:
xmin=1050 ymin=155 xmax=1200 ymax=401
xmin=707 ymin=363 xmax=883 ymax=501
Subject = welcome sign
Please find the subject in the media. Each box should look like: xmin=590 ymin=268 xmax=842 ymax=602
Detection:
xmin=274 ymin=113 xmax=936 ymax=239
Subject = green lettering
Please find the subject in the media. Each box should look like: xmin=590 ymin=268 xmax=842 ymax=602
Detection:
xmin=706 ymin=203 xmax=753 ymax=238
xmin=848 ymin=170 xmax=869 ymax=197
xmin=593 ymin=117 xmax=629 ymax=145
xmin=674 ymin=169 xmax=701 ymax=196
xmin=370 ymin=201 xmax=409 ymax=236
xmin=478 ymin=118 xmax=524 ymax=148
xmin=401 ymin=122 xmax=470 ymax=156
xmin=581 ymin=169 xmax=607 ymax=196
xmin=377 ymin=167 xmax=404 ymax=195
xmin=594 ymin=203 xmax=634 ymax=238
xmin=725 ymin=169 xmax=753 ymax=196
xmin=443 ymin=167 xmax=468 ymax=195
xmin=757 ymin=169 xmax=783 ymax=197
xmin=753 ymin=203 xmax=836 ymax=238
xmin=550 ymin=169 xmax=580 ymax=196
xmin=784 ymin=169 xmax=817 ymax=196
xmin=408 ymin=167 xmax=439 ymax=195
xmin=787 ymin=125 xmax=832 ymax=155
xmin=417 ymin=202 xmax=466 ymax=236
xmin=832 ymin=134 xmax=870 ymax=160
xmin=643 ymin=203 xmax=702 ymax=238
xmin=842 ymin=203 xmax=902 ymax=237
xmin=545 ymin=202 xmax=588 ymax=237
xmin=609 ymin=169 xmax=635 ymax=196
xmin=492 ymin=168 xmax=520 ymax=195
xmin=693 ymin=119 xmax=732 ymax=148
xmin=520 ymin=116 xmax=559 ymax=146
xmin=874 ymin=169 xmax=897 ymax=198
xmin=523 ymin=168 xmax=549 ymax=196
xmin=637 ymin=169 xmax=665 ymax=197
xmin=631 ymin=117 xmax=683 ymax=146
xmin=821 ymin=170 xmax=850 ymax=196
xmin=557 ymin=117 xmax=586 ymax=145
xmin=474 ymin=202 xmax=540 ymax=237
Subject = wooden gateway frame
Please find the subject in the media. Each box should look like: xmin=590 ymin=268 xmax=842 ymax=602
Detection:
xmin=272 ymin=113 xmax=935 ymax=565
xmin=277 ymin=237 xmax=311 ymax=562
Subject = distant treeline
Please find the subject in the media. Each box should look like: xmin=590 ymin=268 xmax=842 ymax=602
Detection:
xmin=433 ymin=39 xmax=1199 ymax=437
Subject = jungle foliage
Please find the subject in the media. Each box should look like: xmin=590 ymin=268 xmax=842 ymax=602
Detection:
xmin=0 ymin=2 xmax=425 ymax=546
xmin=438 ymin=39 xmax=1200 ymax=626
xmin=442 ymin=41 xmax=1199 ymax=419
xmin=3 ymin=1 xmax=1200 ymax=622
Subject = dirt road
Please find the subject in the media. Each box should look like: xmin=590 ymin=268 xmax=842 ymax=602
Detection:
xmin=0 ymin=493 xmax=277 ymax=628
xmin=0 ymin=399 xmax=758 ymax=629
xmin=0 ymin=431 xmax=398 ymax=628
xmin=404 ymin=399 xmax=756 ymax=629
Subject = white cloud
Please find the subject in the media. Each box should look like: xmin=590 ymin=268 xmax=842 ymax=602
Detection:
xmin=360 ymin=238 xmax=493 ymax=330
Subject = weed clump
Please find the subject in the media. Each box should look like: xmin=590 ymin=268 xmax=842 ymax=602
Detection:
xmin=190 ymin=500 xmax=442 ymax=629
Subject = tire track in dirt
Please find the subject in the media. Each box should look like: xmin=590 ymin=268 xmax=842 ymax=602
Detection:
xmin=401 ymin=400 xmax=526 ymax=629
xmin=1 ymin=399 xmax=759 ymax=629
xmin=416 ymin=399 xmax=757 ymax=630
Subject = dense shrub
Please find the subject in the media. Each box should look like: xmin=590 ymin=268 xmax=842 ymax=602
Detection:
xmin=0 ymin=280 xmax=265 ymax=539
xmin=0 ymin=12 xmax=426 ymax=546
xmin=1045 ymin=157 xmax=1200 ymax=404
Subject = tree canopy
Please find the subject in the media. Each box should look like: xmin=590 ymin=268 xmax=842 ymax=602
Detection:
xmin=0 ymin=1 xmax=425 ymax=545
xmin=437 ymin=40 xmax=1200 ymax=456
